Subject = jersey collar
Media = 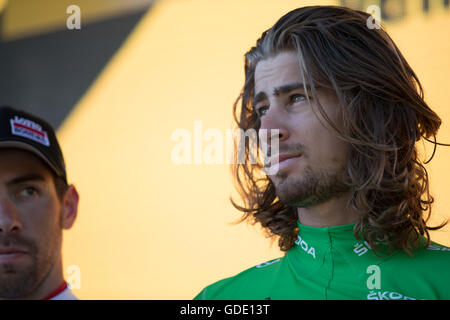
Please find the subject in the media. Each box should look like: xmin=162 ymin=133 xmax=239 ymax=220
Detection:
xmin=286 ymin=220 xmax=396 ymax=282
xmin=42 ymin=282 xmax=68 ymax=300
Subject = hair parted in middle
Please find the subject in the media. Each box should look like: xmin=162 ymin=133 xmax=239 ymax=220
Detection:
xmin=230 ymin=5 xmax=447 ymax=256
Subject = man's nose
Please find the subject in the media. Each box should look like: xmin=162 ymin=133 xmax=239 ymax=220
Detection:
xmin=0 ymin=198 xmax=22 ymax=234
xmin=259 ymin=106 xmax=290 ymax=147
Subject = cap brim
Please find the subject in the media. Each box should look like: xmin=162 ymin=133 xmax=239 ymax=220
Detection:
xmin=0 ymin=140 xmax=64 ymax=179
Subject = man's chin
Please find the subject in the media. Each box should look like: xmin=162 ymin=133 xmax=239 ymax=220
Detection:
xmin=0 ymin=262 xmax=38 ymax=299
xmin=272 ymin=169 xmax=350 ymax=208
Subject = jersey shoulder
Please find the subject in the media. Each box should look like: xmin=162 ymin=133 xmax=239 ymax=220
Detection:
xmin=406 ymin=239 xmax=450 ymax=261
xmin=385 ymin=239 xmax=450 ymax=269
xmin=193 ymin=257 xmax=284 ymax=300
xmin=413 ymin=240 xmax=450 ymax=266
xmin=380 ymin=239 xmax=450 ymax=299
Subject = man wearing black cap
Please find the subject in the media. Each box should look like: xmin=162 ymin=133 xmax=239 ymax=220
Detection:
xmin=0 ymin=106 xmax=79 ymax=300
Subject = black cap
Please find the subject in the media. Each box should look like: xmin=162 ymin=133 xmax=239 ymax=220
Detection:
xmin=0 ymin=106 xmax=67 ymax=183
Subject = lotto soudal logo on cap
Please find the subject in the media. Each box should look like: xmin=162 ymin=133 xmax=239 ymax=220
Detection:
xmin=10 ymin=116 xmax=50 ymax=147
xmin=0 ymin=106 xmax=68 ymax=183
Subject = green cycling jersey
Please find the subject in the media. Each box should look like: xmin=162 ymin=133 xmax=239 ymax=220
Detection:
xmin=194 ymin=221 xmax=450 ymax=300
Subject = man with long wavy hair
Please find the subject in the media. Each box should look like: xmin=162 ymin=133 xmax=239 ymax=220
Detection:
xmin=194 ymin=6 xmax=450 ymax=300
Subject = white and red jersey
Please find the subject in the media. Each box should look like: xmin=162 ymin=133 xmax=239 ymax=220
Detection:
xmin=44 ymin=282 xmax=78 ymax=300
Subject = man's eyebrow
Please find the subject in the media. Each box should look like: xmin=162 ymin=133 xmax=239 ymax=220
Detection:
xmin=253 ymin=82 xmax=312 ymax=105
xmin=7 ymin=174 xmax=46 ymax=186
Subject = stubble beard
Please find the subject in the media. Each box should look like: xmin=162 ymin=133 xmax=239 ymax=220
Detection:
xmin=0 ymin=225 xmax=61 ymax=299
xmin=271 ymin=163 xmax=350 ymax=208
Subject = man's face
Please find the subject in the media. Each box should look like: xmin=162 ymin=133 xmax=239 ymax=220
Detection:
xmin=0 ymin=149 xmax=63 ymax=299
xmin=254 ymin=51 xmax=351 ymax=207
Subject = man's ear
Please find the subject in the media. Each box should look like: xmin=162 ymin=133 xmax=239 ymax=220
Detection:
xmin=61 ymin=185 xmax=79 ymax=230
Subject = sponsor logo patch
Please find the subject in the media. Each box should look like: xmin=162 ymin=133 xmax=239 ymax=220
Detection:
xmin=256 ymin=258 xmax=281 ymax=269
xmin=10 ymin=116 xmax=50 ymax=147
xmin=426 ymin=244 xmax=450 ymax=251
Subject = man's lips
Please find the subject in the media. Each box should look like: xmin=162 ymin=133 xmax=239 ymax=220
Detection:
xmin=0 ymin=247 xmax=28 ymax=254
xmin=267 ymin=153 xmax=302 ymax=167
xmin=0 ymin=247 xmax=29 ymax=263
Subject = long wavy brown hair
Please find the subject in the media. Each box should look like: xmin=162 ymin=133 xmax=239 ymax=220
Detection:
xmin=231 ymin=5 xmax=448 ymax=256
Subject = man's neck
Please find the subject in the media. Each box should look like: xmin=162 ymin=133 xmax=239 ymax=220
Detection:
xmin=297 ymin=192 xmax=360 ymax=227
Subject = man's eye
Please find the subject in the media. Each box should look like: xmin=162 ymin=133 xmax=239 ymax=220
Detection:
xmin=18 ymin=187 xmax=39 ymax=198
xmin=256 ymin=106 xmax=269 ymax=117
xmin=290 ymin=94 xmax=306 ymax=104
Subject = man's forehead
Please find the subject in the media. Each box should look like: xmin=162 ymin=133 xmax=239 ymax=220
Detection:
xmin=254 ymin=52 xmax=303 ymax=91
xmin=256 ymin=51 xmax=301 ymax=71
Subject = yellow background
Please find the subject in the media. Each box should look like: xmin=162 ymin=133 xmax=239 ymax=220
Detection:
xmin=13 ymin=0 xmax=446 ymax=299
xmin=1 ymin=0 xmax=151 ymax=41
